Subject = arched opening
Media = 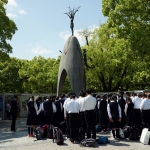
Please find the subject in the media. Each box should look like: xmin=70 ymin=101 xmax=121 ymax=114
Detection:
xmin=62 ymin=75 xmax=72 ymax=93
xmin=57 ymin=69 xmax=72 ymax=95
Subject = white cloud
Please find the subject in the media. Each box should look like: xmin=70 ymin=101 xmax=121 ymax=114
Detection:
xmin=59 ymin=25 xmax=98 ymax=46
xmin=31 ymin=45 xmax=54 ymax=55
xmin=7 ymin=0 xmax=18 ymax=7
xmin=6 ymin=13 xmax=17 ymax=18
xmin=5 ymin=0 xmax=27 ymax=17
xmin=19 ymin=9 xmax=27 ymax=15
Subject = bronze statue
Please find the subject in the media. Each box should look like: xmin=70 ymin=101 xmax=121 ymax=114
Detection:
xmin=64 ymin=6 xmax=81 ymax=36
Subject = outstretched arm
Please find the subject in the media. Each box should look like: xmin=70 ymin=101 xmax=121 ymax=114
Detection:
xmin=64 ymin=12 xmax=71 ymax=18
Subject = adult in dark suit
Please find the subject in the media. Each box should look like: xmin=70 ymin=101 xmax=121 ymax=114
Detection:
xmin=10 ymin=95 xmax=18 ymax=131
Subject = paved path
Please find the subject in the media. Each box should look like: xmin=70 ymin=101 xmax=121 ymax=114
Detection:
xmin=0 ymin=119 xmax=149 ymax=150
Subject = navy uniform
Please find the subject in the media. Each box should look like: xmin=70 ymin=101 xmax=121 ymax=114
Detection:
xmin=34 ymin=97 xmax=43 ymax=125
xmin=125 ymin=100 xmax=136 ymax=127
xmin=10 ymin=95 xmax=18 ymax=131
xmin=98 ymin=95 xmax=109 ymax=131
xmin=107 ymin=97 xmax=122 ymax=139
xmin=118 ymin=96 xmax=126 ymax=128
xmin=54 ymin=97 xmax=63 ymax=123
xmin=42 ymin=98 xmax=56 ymax=125
xmin=26 ymin=99 xmax=36 ymax=126
xmin=82 ymin=89 xmax=96 ymax=139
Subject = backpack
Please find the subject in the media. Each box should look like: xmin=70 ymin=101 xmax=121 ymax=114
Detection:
xmin=129 ymin=128 xmax=140 ymax=140
xmin=53 ymin=127 xmax=64 ymax=145
xmin=42 ymin=124 xmax=48 ymax=138
xmin=80 ymin=138 xmax=96 ymax=147
xmin=59 ymin=121 xmax=67 ymax=135
xmin=47 ymin=125 xmax=54 ymax=139
xmin=35 ymin=127 xmax=44 ymax=140
xmin=95 ymin=124 xmax=101 ymax=132
xmin=123 ymin=126 xmax=130 ymax=138
xmin=98 ymin=136 xmax=108 ymax=144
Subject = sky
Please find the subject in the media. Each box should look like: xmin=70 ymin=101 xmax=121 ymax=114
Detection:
xmin=5 ymin=0 xmax=106 ymax=60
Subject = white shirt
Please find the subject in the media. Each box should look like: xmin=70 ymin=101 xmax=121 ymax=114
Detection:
xmin=107 ymin=101 xmax=122 ymax=118
xmin=63 ymin=98 xmax=70 ymax=108
xmin=65 ymin=99 xmax=80 ymax=117
xmin=76 ymin=96 xmax=85 ymax=112
xmin=132 ymin=96 xmax=141 ymax=109
xmin=140 ymin=98 xmax=150 ymax=110
xmin=82 ymin=94 xmax=96 ymax=111
xmin=63 ymin=98 xmax=71 ymax=117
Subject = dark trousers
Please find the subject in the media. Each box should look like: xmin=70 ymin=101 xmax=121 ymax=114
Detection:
xmin=121 ymin=110 xmax=126 ymax=128
xmin=79 ymin=112 xmax=86 ymax=140
xmin=69 ymin=113 xmax=79 ymax=142
xmin=99 ymin=111 xmax=109 ymax=130
xmin=134 ymin=109 xmax=141 ymax=127
xmin=66 ymin=113 xmax=70 ymax=137
xmin=84 ymin=110 xmax=96 ymax=139
xmin=141 ymin=110 xmax=150 ymax=130
xmin=11 ymin=113 xmax=17 ymax=131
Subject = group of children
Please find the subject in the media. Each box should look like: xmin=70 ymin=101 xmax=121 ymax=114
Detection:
xmin=26 ymin=90 xmax=150 ymax=143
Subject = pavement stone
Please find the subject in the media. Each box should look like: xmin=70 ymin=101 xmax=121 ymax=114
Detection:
xmin=0 ymin=118 xmax=149 ymax=150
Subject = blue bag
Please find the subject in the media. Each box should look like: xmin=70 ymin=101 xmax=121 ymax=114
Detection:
xmin=98 ymin=136 xmax=108 ymax=144
xmin=95 ymin=124 xmax=101 ymax=132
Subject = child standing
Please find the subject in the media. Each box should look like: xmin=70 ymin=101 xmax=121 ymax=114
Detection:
xmin=107 ymin=96 xmax=122 ymax=140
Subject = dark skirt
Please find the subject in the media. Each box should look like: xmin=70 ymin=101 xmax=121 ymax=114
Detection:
xmin=126 ymin=114 xmax=136 ymax=126
xmin=109 ymin=114 xmax=120 ymax=129
xmin=36 ymin=112 xmax=44 ymax=125
xmin=26 ymin=112 xmax=36 ymax=125
xmin=99 ymin=111 xmax=109 ymax=127
xmin=44 ymin=112 xmax=55 ymax=125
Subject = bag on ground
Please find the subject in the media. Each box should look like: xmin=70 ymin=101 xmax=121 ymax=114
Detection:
xmin=53 ymin=127 xmax=64 ymax=145
xmin=59 ymin=121 xmax=67 ymax=135
xmin=80 ymin=138 xmax=96 ymax=147
xmin=140 ymin=128 xmax=150 ymax=145
xmin=123 ymin=126 xmax=130 ymax=138
xmin=119 ymin=128 xmax=125 ymax=139
xmin=35 ymin=127 xmax=44 ymax=140
xmin=47 ymin=124 xmax=54 ymax=139
xmin=98 ymin=136 xmax=108 ymax=144
xmin=95 ymin=124 xmax=101 ymax=132
xmin=42 ymin=124 xmax=48 ymax=138
xmin=129 ymin=128 xmax=139 ymax=140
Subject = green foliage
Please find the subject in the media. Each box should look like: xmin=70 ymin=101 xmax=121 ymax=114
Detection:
xmin=19 ymin=56 xmax=59 ymax=93
xmin=0 ymin=0 xmax=18 ymax=54
xmin=0 ymin=57 xmax=23 ymax=93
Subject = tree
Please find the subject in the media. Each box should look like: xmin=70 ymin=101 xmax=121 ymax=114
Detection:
xmin=0 ymin=57 xmax=23 ymax=93
xmin=101 ymin=0 xmax=150 ymax=90
xmin=19 ymin=56 xmax=60 ymax=93
xmin=102 ymin=0 xmax=150 ymax=56
xmin=0 ymin=0 xmax=17 ymax=54
xmin=84 ymin=24 xmax=135 ymax=92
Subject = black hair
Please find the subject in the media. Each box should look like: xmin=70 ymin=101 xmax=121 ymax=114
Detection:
xmin=78 ymin=90 xmax=85 ymax=97
xmin=55 ymin=96 xmax=59 ymax=100
xmin=142 ymin=93 xmax=147 ymax=98
xmin=92 ymin=93 xmax=97 ymax=98
xmin=85 ymin=89 xmax=92 ymax=94
xmin=70 ymin=95 xmax=76 ymax=99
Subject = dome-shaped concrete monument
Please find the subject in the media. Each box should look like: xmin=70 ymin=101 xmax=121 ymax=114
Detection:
xmin=57 ymin=36 xmax=86 ymax=95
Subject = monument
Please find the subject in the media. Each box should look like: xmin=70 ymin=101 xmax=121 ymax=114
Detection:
xmin=57 ymin=7 xmax=86 ymax=96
